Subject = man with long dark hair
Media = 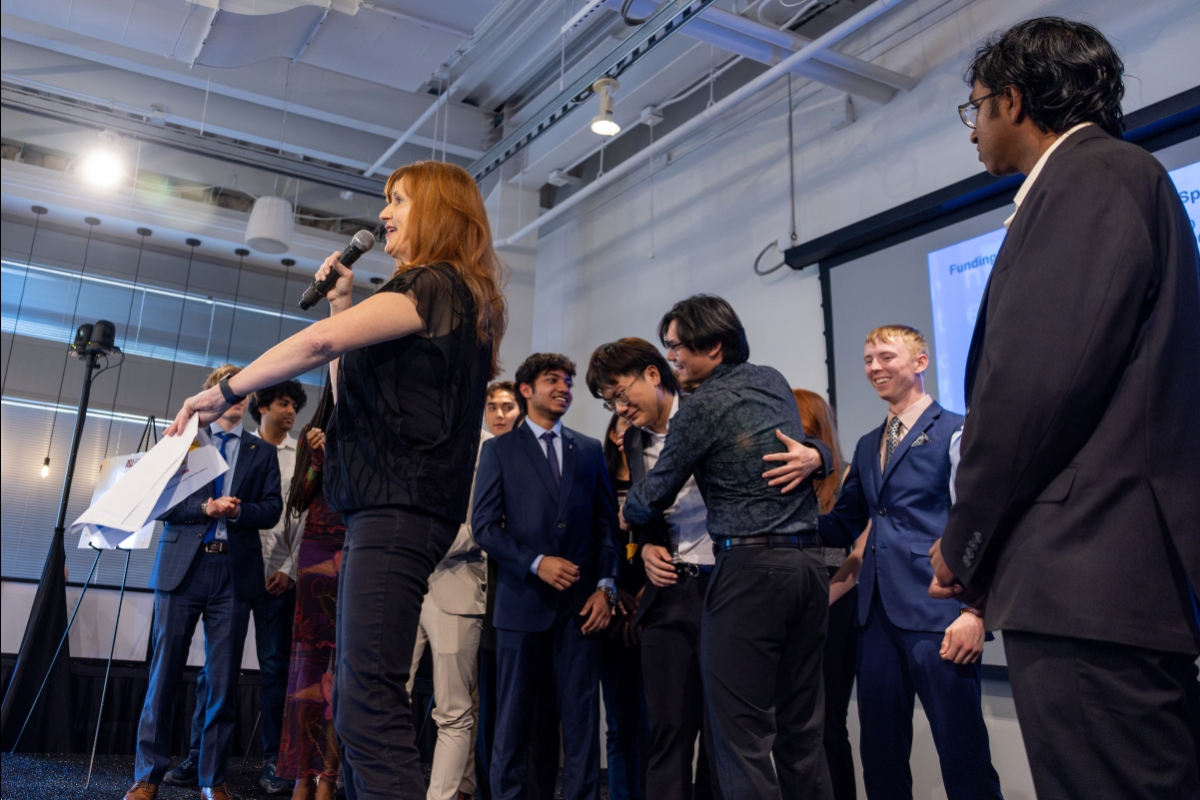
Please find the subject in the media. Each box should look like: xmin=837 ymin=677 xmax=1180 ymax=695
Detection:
xmin=622 ymin=296 xmax=833 ymax=799
xmin=929 ymin=18 xmax=1200 ymax=797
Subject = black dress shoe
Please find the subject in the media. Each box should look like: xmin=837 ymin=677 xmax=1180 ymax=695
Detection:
xmin=162 ymin=752 xmax=198 ymax=786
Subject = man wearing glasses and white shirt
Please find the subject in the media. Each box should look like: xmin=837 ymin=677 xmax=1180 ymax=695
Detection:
xmin=587 ymin=338 xmax=721 ymax=800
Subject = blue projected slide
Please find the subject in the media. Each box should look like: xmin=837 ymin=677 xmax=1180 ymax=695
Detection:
xmin=928 ymin=159 xmax=1200 ymax=414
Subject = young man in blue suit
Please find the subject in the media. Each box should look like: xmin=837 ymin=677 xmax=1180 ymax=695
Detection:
xmin=816 ymin=326 xmax=1001 ymax=800
xmin=124 ymin=365 xmax=283 ymax=800
xmin=473 ymin=352 xmax=622 ymax=800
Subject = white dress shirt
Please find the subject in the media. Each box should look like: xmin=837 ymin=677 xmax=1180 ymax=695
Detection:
xmin=641 ymin=396 xmax=713 ymax=566
xmin=256 ymin=432 xmax=304 ymax=580
xmin=1004 ymin=122 xmax=1093 ymax=230
xmin=208 ymin=421 xmax=243 ymax=541
xmin=523 ymin=417 xmax=614 ymax=592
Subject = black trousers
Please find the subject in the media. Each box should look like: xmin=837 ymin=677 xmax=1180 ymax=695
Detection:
xmin=1004 ymin=630 xmax=1200 ymax=800
xmin=702 ymin=545 xmax=832 ymax=800
xmin=333 ymin=507 xmax=458 ymax=800
xmin=640 ymin=573 xmax=720 ymax=800
xmin=822 ymin=571 xmax=857 ymax=800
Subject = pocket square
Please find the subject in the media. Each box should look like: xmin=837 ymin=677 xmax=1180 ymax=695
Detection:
xmin=911 ymin=432 xmax=931 ymax=447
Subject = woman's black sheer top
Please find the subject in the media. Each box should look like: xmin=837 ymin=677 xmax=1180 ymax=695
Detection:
xmin=325 ymin=263 xmax=490 ymax=521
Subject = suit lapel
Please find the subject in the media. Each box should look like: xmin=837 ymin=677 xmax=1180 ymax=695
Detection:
xmin=229 ymin=431 xmax=257 ymax=499
xmin=880 ymin=404 xmax=941 ymax=488
xmin=865 ymin=423 xmax=884 ymax=503
xmin=516 ymin=424 xmax=560 ymax=501
xmin=557 ymin=428 xmax=578 ymax=519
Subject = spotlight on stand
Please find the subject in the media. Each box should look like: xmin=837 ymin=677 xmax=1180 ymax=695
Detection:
xmin=590 ymin=78 xmax=621 ymax=137
xmin=79 ymin=131 xmax=124 ymax=189
xmin=245 ymin=196 xmax=295 ymax=254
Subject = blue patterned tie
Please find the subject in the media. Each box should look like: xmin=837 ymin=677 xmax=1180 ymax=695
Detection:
xmin=541 ymin=431 xmax=560 ymax=490
xmin=202 ymin=431 xmax=231 ymax=544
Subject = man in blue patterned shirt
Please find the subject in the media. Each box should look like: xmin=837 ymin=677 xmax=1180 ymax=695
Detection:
xmin=623 ymin=295 xmax=837 ymax=800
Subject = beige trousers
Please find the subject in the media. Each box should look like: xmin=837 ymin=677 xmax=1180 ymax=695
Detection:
xmin=408 ymin=597 xmax=483 ymax=800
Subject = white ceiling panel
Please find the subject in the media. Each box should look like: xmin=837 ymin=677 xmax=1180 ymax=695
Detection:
xmin=1 ymin=0 xmax=210 ymax=59
xmin=195 ymin=6 xmax=326 ymax=68
xmin=300 ymin=5 xmax=468 ymax=92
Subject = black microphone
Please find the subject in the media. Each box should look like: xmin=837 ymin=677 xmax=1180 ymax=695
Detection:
xmin=298 ymin=229 xmax=376 ymax=310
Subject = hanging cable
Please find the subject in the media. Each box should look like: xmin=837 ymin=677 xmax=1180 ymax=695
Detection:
xmin=103 ymin=227 xmax=151 ymax=458
xmin=44 ymin=216 xmax=100 ymax=477
xmin=162 ymin=238 xmax=201 ymax=419
xmin=277 ymin=259 xmax=293 ymax=343
xmin=648 ymin=123 xmax=656 ymax=259
xmin=2 ymin=205 xmax=47 ymax=395
xmin=225 ymin=249 xmax=249 ymax=363
xmin=787 ymin=73 xmax=798 ymax=245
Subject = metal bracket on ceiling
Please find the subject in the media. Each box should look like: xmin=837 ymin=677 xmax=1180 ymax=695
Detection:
xmin=468 ymin=0 xmax=721 ymax=183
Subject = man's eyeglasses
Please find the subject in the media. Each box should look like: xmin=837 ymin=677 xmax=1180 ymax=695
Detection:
xmin=663 ymin=339 xmax=688 ymax=355
xmin=602 ymin=372 xmax=644 ymax=413
xmin=958 ymin=90 xmax=1002 ymax=129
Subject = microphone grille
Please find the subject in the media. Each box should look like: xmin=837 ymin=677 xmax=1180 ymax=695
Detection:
xmin=351 ymin=229 xmax=376 ymax=252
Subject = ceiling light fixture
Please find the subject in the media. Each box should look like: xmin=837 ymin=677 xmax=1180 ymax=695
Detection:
xmin=590 ymin=78 xmax=621 ymax=137
xmin=245 ymin=195 xmax=295 ymax=254
xmin=78 ymin=131 xmax=124 ymax=189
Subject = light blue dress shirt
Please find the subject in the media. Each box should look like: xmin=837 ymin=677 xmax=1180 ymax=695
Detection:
xmin=209 ymin=421 xmax=243 ymax=541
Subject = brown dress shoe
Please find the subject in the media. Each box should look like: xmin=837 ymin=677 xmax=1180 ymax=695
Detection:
xmin=122 ymin=781 xmax=158 ymax=800
xmin=201 ymin=783 xmax=235 ymax=800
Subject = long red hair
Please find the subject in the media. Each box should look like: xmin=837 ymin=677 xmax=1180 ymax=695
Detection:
xmin=385 ymin=161 xmax=508 ymax=378
xmin=792 ymin=388 xmax=843 ymax=514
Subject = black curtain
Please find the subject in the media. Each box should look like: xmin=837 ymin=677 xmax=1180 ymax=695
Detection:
xmin=0 ymin=531 xmax=74 ymax=753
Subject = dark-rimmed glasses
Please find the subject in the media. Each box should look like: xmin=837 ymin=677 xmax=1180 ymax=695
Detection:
xmin=602 ymin=372 xmax=644 ymax=413
xmin=958 ymin=90 xmax=1002 ymax=129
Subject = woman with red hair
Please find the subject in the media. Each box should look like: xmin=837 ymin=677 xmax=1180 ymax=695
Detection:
xmin=167 ymin=161 xmax=507 ymax=800
xmin=792 ymin=389 xmax=860 ymax=800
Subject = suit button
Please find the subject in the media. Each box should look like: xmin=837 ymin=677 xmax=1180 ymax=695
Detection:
xmin=879 ymin=508 xmax=887 ymax=516
xmin=557 ymin=522 xmax=566 ymax=529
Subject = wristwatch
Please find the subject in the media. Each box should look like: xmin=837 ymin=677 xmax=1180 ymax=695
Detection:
xmin=218 ymin=375 xmax=245 ymax=405
xmin=202 ymin=498 xmax=210 ymax=518
xmin=601 ymin=585 xmax=618 ymax=608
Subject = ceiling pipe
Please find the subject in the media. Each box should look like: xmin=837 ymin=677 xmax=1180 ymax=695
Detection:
xmin=497 ymin=0 xmax=909 ymax=247
xmin=363 ymin=78 xmax=462 ymax=177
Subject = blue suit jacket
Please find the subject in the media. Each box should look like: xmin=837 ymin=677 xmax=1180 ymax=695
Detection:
xmin=820 ymin=401 xmax=966 ymax=632
xmin=151 ymin=429 xmax=282 ymax=601
xmin=473 ymin=422 xmax=621 ymax=633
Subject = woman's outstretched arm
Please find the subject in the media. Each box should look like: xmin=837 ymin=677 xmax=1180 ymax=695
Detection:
xmin=165 ymin=253 xmax=421 ymax=436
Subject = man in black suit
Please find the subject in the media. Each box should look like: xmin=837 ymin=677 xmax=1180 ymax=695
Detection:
xmin=124 ymin=365 xmax=283 ymax=800
xmin=473 ymin=353 xmax=622 ymax=800
xmin=586 ymin=338 xmax=721 ymax=800
xmin=928 ymin=18 xmax=1200 ymax=799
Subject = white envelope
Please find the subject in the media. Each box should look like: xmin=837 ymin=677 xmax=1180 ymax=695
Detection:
xmin=71 ymin=415 xmax=230 ymax=550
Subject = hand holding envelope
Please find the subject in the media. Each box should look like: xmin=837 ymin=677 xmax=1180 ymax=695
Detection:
xmin=70 ymin=414 xmax=230 ymax=550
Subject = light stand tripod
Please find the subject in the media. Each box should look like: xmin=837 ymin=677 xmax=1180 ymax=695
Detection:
xmin=7 ymin=321 xmax=122 ymax=754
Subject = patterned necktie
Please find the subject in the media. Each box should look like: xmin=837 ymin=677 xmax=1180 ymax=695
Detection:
xmin=541 ymin=431 xmax=561 ymax=490
xmin=203 ymin=431 xmax=232 ymax=544
xmin=884 ymin=416 xmax=903 ymax=468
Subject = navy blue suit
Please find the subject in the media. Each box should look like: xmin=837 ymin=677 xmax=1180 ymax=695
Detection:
xmin=820 ymin=401 xmax=1001 ymax=800
xmin=135 ymin=428 xmax=282 ymax=787
xmin=473 ymin=421 xmax=621 ymax=800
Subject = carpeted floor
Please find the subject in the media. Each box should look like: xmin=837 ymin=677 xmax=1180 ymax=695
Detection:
xmin=0 ymin=755 xmax=287 ymax=800
xmin=0 ymin=754 xmax=604 ymax=799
